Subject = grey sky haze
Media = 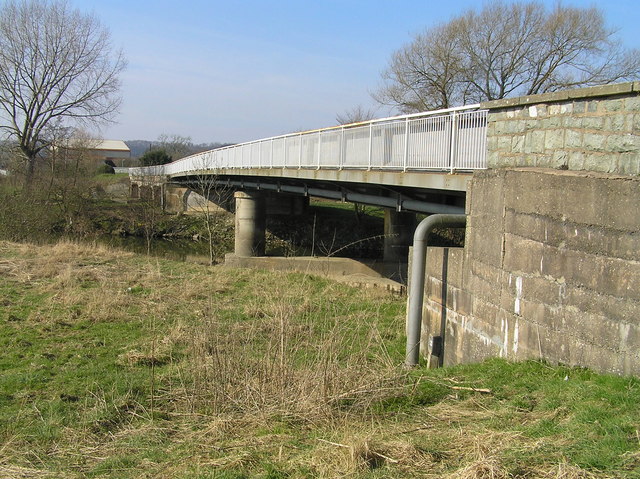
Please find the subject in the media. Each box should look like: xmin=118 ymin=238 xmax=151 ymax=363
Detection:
xmin=71 ymin=0 xmax=640 ymax=144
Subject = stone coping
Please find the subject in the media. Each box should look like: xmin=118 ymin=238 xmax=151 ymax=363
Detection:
xmin=489 ymin=166 xmax=640 ymax=180
xmin=481 ymin=81 xmax=640 ymax=110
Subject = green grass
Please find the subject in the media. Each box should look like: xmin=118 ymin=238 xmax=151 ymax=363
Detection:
xmin=310 ymin=198 xmax=386 ymax=218
xmin=0 ymin=240 xmax=638 ymax=478
xmin=414 ymin=360 xmax=640 ymax=474
xmin=266 ymin=199 xmax=386 ymax=258
xmin=94 ymin=172 xmax=130 ymax=184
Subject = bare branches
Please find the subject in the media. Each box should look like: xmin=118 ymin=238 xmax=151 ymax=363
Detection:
xmin=374 ymin=23 xmax=467 ymax=112
xmin=375 ymin=1 xmax=640 ymax=113
xmin=157 ymin=134 xmax=193 ymax=161
xmin=0 ymin=0 xmax=126 ymax=181
xmin=336 ymin=105 xmax=377 ymax=125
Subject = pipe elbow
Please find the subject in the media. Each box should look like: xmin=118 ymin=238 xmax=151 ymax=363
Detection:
xmin=406 ymin=213 xmax=467 ymax=368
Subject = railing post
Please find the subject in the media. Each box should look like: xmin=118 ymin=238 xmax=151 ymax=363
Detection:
xmin=448 ymin=111 xmax=459 ymax=173
xmin=317 ymin=131 xmax=322 ymax=170
xmin=258 ymin=141 xmax=262 ymax=169
xmin=283 ymin=136 xmax=287 ymax=168
xmin=298 ymin=133 xmax=302 ymax=169
xmin=340 ymin=127 xmax=345 ymax=170
xmin=403 ymin=117 xmax=409 ymax=172
xmin=368 ymin=122 xmax=373 ymax=170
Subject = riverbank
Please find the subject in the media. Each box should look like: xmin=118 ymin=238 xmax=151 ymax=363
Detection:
xmin=1 ymin=240 xmax=638 ymax=478
xmin=0 ymin=172 xmax=462 ymax=270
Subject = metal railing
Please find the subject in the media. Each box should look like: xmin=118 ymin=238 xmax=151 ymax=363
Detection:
xmin=130 ymin=105 xmax=487 ymax=178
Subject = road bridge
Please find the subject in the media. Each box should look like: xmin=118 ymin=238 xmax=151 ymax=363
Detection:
xmin=131 ymin=82 xmax=640 ymax=375
xmin=130 ymin=105 xmax=487 ymax=263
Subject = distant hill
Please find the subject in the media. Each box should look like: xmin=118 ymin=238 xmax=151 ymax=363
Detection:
xmin=125 ymin=140 xmax=234 ymax=160
xmin=125 ymin=140 xmax=153 ymax=159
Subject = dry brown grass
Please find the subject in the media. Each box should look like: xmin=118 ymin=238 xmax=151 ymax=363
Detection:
xmin=524 ymin=461 xmax=615 ymax=479
xmin=2 ymin=240 xmax=636 ymax=478
xmin=0 ymin=240 xmax=190 ymax=326
xmin=180 ymin=285 xmax=408 ymax=424
xmin=445 ymin=433 xmax=512 ymax=479
xmin=0 ymin=464 xmax=58 ymax=478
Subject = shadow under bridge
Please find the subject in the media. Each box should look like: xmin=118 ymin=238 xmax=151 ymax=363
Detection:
xmin=129 ymin=105 xmax=488 ymax=276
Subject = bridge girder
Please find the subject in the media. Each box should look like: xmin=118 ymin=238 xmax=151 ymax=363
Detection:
xmin=173 ymin=171 xmax=466 ymax=215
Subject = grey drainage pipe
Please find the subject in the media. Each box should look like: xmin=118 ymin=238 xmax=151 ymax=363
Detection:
xmin=405 ymin=214 xmax=467 ymax=368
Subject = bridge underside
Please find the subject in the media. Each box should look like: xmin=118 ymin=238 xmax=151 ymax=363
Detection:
xmin=169 ymin=167 xmax=469 ymax=215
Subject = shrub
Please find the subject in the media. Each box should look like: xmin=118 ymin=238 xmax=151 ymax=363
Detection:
xmin=96 ymin=163 xmax=115 ymax=174
xmin=139 ymin=149 xmax=172 ymax=166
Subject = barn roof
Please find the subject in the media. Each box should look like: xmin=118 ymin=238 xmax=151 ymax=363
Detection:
xmin=94 ymin=140 xmax=130 ymax=152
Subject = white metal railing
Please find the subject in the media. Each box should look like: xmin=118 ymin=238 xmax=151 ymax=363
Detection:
xmin=129 ymin=105 xmax=487 ymax=178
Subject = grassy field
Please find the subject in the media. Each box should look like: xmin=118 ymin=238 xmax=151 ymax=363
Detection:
xmin=0 ymin=241 xmax=638 ymax=478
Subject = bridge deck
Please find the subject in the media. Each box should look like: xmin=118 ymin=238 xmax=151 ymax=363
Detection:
xmin=171 ymin=167 xmax=472 ymax=193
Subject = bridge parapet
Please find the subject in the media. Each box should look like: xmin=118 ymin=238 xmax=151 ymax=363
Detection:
xmin=129 ymin=105 xmax=487 ymax=179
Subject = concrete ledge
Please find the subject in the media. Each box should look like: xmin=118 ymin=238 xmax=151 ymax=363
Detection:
xmin=481 ymin=81 xmax=640 ymax=110
xmin=170 ymin=167 xmax=472 ymax=192
xmin=224 ymin=254 xmax=405 ymax=293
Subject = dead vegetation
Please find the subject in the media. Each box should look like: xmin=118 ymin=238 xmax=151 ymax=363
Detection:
xmin=0 ymin=240 xmax=638 ymax=478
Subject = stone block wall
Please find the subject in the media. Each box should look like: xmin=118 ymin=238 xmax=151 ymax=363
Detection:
xmin=483 ymin=82 xmax=640 ymax=175
xmin=419 ymin=83 xmax=640 ymax=376
xmin=421 ymin=168 xmax=640 ymax=375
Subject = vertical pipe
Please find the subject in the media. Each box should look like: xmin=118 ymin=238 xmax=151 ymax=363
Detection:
xmin=406 ymin=214 xmax=466 ymax=368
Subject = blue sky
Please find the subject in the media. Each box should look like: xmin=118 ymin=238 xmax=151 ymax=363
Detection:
xmin=71 ymin=0 xmax=640 ymax=144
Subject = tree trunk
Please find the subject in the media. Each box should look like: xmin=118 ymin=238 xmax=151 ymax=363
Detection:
xmin=24 ymin=150 xmax=37 ymax=187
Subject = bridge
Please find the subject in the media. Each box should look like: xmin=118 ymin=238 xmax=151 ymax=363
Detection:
xmin=129 ymin=82 xmax=640 ymax=376
xmin=130 ymin=105 xmax=487 ymax=263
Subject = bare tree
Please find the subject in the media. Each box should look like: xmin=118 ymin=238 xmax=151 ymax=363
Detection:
xmin=336 ymin=105 xmax=377 ymax=125
xmin=192 ymin=156 xmax=231 ymax=265
xmin=0 ymin=127 xmax=102 ymax=240
xmin=44 ymin=129 xmax=100 ymax=233
xmin=0 ymin=0 xmax=126 ymax=183
xmin=375 ymin=23 xmax=469 ymax=113
xmin=375 ymin=2 xmax=640 ymax=112
xmin=133 ymin=174 xmax=163 ymax=255
xmin=157 ymin=133 xmax=193 ymax=161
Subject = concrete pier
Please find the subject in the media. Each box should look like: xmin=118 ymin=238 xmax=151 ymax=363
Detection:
xmin=234 ymin=191 xmax=266 ymax=257
xmin=383 ymin=210 xmax=416 ymax=263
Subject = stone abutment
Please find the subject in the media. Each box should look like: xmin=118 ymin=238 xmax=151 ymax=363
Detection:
xmin=415 ymin=82 xmax=640 ymax=375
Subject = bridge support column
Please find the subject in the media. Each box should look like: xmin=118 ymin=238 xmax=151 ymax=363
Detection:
xmin=234 ymin=191 xmax=266 ymax=257
xmin=384 ymin=210 xmax=416 ymax=264
xmin=130 ymin=182 xmax=140 ymax=199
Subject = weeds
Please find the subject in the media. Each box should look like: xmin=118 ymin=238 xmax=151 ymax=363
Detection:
xmin=0 ymin=240 xmax=638 ymax=478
